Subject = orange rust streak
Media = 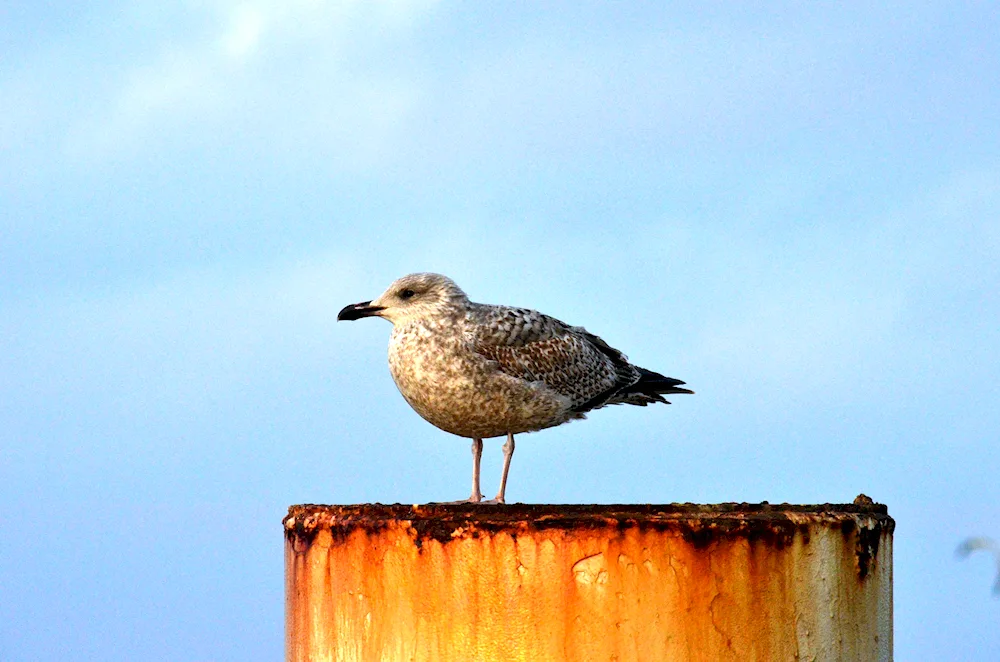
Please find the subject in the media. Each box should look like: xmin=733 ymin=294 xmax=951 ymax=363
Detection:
xmin=285 ymin=503 xmax=893 ymax=662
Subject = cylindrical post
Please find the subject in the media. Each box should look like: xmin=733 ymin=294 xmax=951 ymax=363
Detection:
xmin=285 ymin=500 xmax=893 ymax=661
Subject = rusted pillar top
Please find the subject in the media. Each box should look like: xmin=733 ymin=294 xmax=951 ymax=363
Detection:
xmin=285 ymin=498 xmax=893 ymax=662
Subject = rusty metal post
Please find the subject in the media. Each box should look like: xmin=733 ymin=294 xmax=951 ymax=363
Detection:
xmin=285 ymin=499 xmax=893 ymax=662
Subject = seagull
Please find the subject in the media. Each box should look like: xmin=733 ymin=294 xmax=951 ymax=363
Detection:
xmin=338 ymin=273 xmax=692 ymax=504
xmin=957 ymin=537 xmax=1000 ymax=595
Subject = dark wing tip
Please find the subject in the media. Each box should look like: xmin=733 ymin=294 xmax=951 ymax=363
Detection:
xmin=614 ymin=369 xmax=693 ymax=406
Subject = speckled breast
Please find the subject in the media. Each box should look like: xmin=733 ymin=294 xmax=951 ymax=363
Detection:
xmin=386 ymin=321 xmax=571 ymax=439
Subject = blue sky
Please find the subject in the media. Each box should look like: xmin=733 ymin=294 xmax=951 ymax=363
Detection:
xmin=2 ymin=2 xmax=998 ymax=659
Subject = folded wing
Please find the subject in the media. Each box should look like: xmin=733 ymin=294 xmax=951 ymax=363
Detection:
xmin=468 ymin=305 xmax=690 ymax=414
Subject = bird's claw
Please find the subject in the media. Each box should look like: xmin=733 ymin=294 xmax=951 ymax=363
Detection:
xmin=427 ymin=493 xmax=484 ymax=505
xmin=427 ymin=494 xmax=510 ymax=506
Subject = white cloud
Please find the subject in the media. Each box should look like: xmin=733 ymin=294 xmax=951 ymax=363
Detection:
xmin=7 ymin=1 xmax=990 ymax=184
xmin=218 ymin=4 xmax=267 ymax=60
xmin=62 ymin=0 xmax=438 ymax=161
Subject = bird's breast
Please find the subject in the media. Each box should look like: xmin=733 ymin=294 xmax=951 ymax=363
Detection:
xmin=386 ymin=323 xmax=571 ymax=438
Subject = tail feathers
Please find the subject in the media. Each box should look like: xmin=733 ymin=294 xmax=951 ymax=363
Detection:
xmin=613 ymin=367 xmax=693 ymax=406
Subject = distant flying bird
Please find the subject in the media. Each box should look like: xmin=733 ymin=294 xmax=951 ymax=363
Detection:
xmin=338 ymin=273 xmax=692 ymax=504
xmin=957 ymin=537 xmax=1000 ymax=595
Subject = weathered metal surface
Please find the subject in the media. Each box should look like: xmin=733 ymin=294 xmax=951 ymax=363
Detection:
xmin=285 ymin=499 xmax=893 ymax=662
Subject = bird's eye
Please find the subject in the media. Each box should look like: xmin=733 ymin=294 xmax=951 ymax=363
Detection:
xmin=400 ymin=288 xmax=416 ymax=299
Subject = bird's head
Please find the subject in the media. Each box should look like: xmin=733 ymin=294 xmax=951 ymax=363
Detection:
xmin=337 ymin=273 xmax=469 ymax=325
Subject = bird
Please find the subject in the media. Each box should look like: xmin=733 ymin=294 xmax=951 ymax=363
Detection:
xmin=957 ymin=537 xmax=1000 ymax=595
xmin=337 ymin=273 xmax=692 ymax=504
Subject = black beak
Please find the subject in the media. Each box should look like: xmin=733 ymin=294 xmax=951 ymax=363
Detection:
xmin=337 ymin=300 xmax=386 ymax=321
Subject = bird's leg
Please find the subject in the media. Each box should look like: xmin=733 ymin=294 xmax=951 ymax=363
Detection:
xmin=488 ymin=432 xmax=515 ymax=505
xmin=469 ymin=437 xmax=484 ymax=503
xmin=428 ymin=438 xmax=484 ymax=505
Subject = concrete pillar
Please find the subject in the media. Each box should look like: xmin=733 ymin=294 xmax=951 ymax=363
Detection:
xmin=285 ymin=498 xmax=893 ymax=661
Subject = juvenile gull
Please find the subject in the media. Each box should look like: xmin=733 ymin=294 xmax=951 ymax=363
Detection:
xmin=338 ymin=273 xmax=692 ymax=504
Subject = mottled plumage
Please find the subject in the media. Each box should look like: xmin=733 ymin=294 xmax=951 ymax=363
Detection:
xmin=338 ymin=273 xmax=692 ymax=503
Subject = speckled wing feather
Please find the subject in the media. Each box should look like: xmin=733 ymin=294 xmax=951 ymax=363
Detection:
xmin=466 ymin=304 xmax=642 ymax=413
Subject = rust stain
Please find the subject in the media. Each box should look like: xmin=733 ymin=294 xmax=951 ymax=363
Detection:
xmin=285 ymin=498 xmax=894 ymax=662
xmin=284 ymin=500 xmax=893 ymax=560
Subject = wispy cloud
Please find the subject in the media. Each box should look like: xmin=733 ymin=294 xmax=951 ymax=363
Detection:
xmin=51 ymin=0 xmax=437 ymax=161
